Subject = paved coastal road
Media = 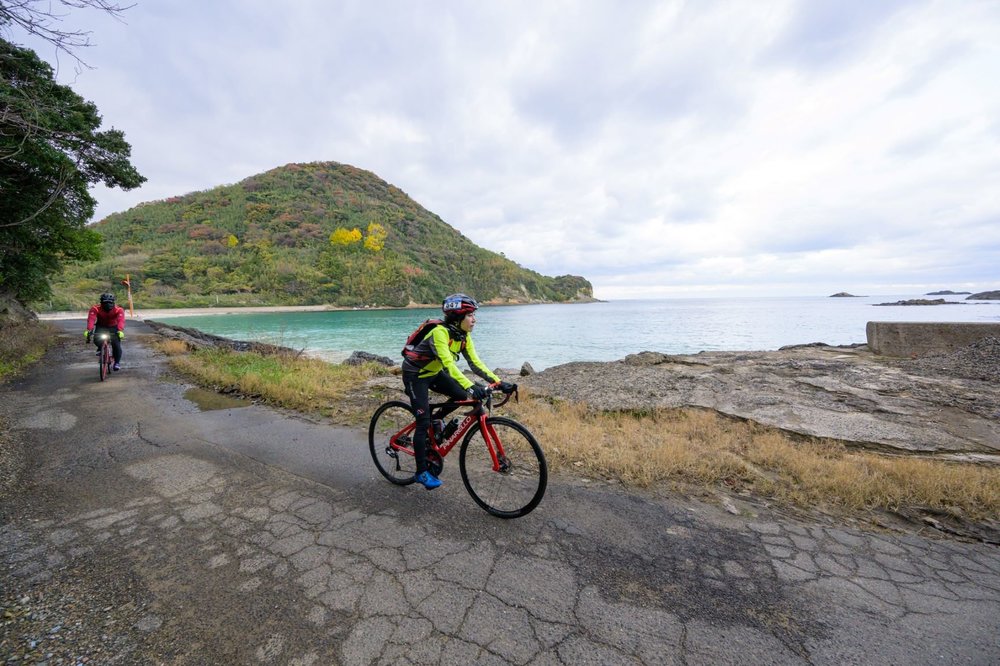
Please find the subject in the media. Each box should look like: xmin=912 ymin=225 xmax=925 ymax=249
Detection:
xmin=1 ymin=322 xmax=998 ymax=664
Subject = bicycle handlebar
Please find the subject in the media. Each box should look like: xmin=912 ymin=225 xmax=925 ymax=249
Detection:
xmin=449 ymin=384 xmax=517 ymax=409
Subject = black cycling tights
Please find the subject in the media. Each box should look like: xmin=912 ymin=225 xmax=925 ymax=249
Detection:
xmin=92 ymin=326 xmax=123 ymax=363
xmin=402 ymin=370 xmax=468 ymax=474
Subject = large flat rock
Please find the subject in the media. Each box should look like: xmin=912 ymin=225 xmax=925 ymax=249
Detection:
xmin=520 ymin=341 xmax=1000 ymax=459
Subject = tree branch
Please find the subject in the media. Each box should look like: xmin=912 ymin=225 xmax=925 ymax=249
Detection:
xmin=0 ymin=0 xmax=135 ymax=68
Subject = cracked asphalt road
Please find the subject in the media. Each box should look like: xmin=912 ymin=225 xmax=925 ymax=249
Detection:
xmin=1 ymin=321 xmax=998 ymax=664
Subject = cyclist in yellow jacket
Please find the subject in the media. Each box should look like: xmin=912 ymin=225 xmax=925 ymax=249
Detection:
xmin=401 ymin=293 xmax=513 ymax=489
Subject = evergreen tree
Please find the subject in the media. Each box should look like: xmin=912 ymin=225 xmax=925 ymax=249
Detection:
xmin=0 ymin=38 xmax=144 ymax=302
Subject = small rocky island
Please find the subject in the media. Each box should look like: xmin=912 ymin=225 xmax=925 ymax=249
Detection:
xmin=829 ymin=292 xmax=863 ymax=297
xmin=927 ymin=290 xmax=971 ymax=295
xmin=874 ymin=298 xmax=955 ymax=306
xmin=968 ymin=290 xmax=1000 ymax=300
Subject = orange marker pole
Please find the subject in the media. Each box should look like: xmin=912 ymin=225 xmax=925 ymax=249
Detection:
xmin=121 ymin=275 xmax=134 ymax=317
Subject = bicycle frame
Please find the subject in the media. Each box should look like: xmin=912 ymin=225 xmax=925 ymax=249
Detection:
xmin=391 ymin=397 xmax=508 ymax=472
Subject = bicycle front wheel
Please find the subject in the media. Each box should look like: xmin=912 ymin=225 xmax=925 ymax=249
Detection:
xmin=459 ymin=416 xmax=546 ymax=518
xmin=368 ymin=401 xmax=418 ymax=485
xmin=99 ymin=343 xmax=110 ymax=381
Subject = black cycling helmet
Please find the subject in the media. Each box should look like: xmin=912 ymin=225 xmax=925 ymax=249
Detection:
xmin=99 ymin=293 xmax=116 ymax=309
xmin=442 ymin=293 xmax=478 ymax=317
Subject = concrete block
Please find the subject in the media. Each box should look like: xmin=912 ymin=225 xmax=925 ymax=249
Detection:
xmin=866 ymin=321 xmax=1000 ymax=357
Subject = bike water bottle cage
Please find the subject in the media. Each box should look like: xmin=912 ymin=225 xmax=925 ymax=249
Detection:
xmin=442 ymin=418 xmax=460 ymax=440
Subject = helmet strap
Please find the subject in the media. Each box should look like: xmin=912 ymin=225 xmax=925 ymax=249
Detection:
xmin=445 ymin=319 xmax=466 ymax=340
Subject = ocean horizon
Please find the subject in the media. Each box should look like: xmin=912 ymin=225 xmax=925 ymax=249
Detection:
xmin=150 ymin=293 xmax=1000 ymax=371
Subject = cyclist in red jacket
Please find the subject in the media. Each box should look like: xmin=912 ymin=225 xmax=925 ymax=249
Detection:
xmin=86 ymin=292 xmax=126 ymax=371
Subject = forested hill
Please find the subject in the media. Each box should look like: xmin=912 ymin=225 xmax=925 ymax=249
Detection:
xmin=44 ymin=162 xmax=593 ymax=310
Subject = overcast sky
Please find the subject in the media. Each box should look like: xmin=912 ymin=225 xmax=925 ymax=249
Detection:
xmin=10 ymin=0 xmax=1000 ymax=299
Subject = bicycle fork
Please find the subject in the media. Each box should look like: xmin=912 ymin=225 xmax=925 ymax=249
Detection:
xmin=482 ymin=420 xmax=510 ymax=473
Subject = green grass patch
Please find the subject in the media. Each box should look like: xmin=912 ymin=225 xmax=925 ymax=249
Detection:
xmin=165 ymin=345 xmax=396 ymax=423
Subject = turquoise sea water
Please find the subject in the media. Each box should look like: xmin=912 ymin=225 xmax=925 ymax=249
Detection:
xmin=154 ymin=294 xmax=1000 ymax=371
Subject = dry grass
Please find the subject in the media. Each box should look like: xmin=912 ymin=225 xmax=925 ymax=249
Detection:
xmin=505 ymin=391 xmax=1000 ymax=521
xmin=0 ymin=321 xmax=61 ymax=380
xmin=155 ymin=339 xmax=191 ymax=356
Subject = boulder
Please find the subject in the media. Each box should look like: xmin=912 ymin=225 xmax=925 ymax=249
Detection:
xmin=519 ymin=362 xmax=535 ymax=376
xmin=0 ymin=292 xmax=37 ymax=325
xmin=623 ymin=351 xmax=669 ymax=366
xmin=343 ymin=351 xmax=395 ymax=367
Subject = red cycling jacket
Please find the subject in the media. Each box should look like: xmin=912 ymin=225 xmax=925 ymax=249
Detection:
xmin=87 ymin=305 xmax=126 ymax=332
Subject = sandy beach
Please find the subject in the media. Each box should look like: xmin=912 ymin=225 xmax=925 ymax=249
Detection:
xmin=35 ymin=299 xmax=555 ymax=321
xmin=36 ymin=304 xmax=347 ymax=321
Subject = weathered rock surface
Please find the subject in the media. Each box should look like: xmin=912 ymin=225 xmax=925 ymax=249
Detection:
xmin=520 ymin=340 xmax=1000 ymax=460
xmin=0 ymin=292 xmax=37 ymax=325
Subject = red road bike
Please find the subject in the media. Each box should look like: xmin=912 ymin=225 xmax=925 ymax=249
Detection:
xmin=368 ymin=387 xmax=547 ymax=518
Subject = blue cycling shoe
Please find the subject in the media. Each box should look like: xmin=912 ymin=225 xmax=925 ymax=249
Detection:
xmin=414 ymin=471 xmax=442 ymax=490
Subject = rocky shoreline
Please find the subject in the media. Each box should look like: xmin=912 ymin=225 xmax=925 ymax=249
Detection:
xmin=143 ymin=320 xmax=1000 ymax=462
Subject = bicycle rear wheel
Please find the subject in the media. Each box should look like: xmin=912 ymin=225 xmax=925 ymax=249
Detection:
xmin=459 ymin=416 xmax=546 ymax=518
xmin=368 ymin=401 xmax=418 ymax=485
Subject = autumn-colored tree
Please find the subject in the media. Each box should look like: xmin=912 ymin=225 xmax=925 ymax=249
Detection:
xmin=244 ymin=202 xmax=272 ymax=225
xmin=364 ymin=222 xmax=387 ymax=252
xmin=330 ymin=227 xmax=362 ymax=246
